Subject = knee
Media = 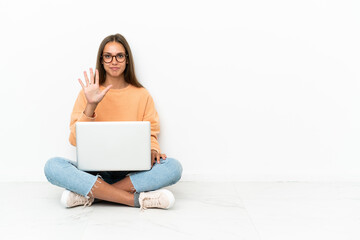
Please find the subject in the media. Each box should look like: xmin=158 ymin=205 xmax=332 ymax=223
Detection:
xmin=44 ymin=157 xmax=67 ymax=182
xmin=163 ymin=158 xmax=183 ymax=184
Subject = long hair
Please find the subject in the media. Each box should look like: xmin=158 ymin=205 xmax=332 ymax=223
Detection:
xmin=95 ymin=33 xmax=143 ymax=88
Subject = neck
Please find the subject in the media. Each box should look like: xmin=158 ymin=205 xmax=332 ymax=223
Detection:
xmin=103 ymin=74 xmax=129 ymax=89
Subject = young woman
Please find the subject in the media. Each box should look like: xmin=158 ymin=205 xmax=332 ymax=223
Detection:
xmin=44 ymin=33 xmax=182 ymax=210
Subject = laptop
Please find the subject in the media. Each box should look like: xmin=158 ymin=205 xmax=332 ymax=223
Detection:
xmin=75 ymin=121 xmax=151 ymax=171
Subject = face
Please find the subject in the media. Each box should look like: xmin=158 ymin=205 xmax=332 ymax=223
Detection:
xmin=101 ymin=41 xmax=128 ymax=78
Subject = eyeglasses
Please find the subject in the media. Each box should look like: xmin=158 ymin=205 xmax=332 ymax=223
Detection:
xmin=101 ymin=53 xmax=127 ymax=63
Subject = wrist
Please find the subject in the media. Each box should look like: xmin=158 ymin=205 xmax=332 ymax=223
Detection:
xmin=84 ymin=103 xmax=97 ymax=118
xmin=87 ymin=102 xmax=98 ymax=108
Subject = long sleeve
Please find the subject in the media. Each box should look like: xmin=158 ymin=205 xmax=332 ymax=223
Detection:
xmin=142 ymin=94 xmax=161 ymax=153
xmin=69 ymin=91 xmax=96 ymax=146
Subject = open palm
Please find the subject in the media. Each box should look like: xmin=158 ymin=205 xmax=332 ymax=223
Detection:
xmin=78 ymin=68 xmax=112 ymax=105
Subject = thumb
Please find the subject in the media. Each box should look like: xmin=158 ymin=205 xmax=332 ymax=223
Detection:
xmin=102 ymin=85 xmax=112 ymax=95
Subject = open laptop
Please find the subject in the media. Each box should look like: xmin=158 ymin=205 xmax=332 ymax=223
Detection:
xmin=75 ymin=121 xmax=151 ymax=171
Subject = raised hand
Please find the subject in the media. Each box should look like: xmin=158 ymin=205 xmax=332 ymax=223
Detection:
xmin=78 ymin=68 xmax=112 ymax=105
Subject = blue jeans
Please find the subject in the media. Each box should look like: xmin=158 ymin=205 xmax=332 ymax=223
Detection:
xmin=44 ymin=157 xmax=183 ymax=197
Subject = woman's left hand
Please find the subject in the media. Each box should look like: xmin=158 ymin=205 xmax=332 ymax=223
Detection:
xmin=151 ymin=150 xmax=167 ymax=167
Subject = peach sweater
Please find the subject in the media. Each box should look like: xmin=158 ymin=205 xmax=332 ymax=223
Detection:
xmin=69 ymin=84 xmax=161 ymax=153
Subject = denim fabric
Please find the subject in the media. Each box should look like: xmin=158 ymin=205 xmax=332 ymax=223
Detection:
xmin=44 ymin=157 xmax=183 ymax=197
xmin=129 ymin=158 xmax=183 ymax=192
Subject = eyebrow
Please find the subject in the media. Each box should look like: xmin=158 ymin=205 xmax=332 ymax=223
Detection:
xmin=103 ymin=52 xmax=126 ymax=54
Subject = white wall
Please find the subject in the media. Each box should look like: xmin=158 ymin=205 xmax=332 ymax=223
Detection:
xmin=0 ymin=0 xmax=359 ymax=182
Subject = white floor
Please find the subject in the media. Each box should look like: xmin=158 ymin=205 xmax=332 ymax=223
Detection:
xmin=1 ymin=181 xmax=360 ymax=240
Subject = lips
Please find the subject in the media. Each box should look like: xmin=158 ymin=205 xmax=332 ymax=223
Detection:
xmin=110 ymin=67 xmax=119 ymax=71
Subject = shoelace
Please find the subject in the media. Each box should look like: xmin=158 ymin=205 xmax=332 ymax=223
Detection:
xmin=71 ymin=193 xmax=93 ymax=208
xmin=140 ymin=193 xmax=161 ymax=211
xmin=83 ymin=197 xmax=94 ymax=207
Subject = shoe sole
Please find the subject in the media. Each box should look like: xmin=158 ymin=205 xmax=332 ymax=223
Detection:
xmin=158 ymin=189 xmax=175 ymax=209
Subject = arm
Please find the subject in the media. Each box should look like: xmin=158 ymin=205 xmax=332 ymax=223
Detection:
xmin=142 ymin=94 xmax=167 ymax=166
xmin=69 ymin=68 xmax=112 ymax=146
xmin=143 ymin=94 xmax=161 ymax=153
xmin=69 ymin=92 xmax=97 ymax=146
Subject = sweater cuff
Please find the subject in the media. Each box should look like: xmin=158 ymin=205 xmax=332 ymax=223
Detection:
xmin=151 ymin=148 xmax=160 ymax=153
xmin=79 ymin=112 xmax=97 ymax=121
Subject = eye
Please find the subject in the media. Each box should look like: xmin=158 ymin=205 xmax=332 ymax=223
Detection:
xmin=117 ymin=54 xmax=125 ymax=58
xmin=103 ymin=55 xmax=111 ymax=59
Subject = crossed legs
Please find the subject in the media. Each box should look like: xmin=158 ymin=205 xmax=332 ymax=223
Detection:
xmin=44 ymin=157 xmax=183 ymax=207
xmin=88 ymin=176 xmax=136 ymax=206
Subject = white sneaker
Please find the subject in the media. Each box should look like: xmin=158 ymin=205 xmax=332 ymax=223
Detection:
xmin=61 ymin=190 xmax=94 ymax=208
xmin=139 ymin=189 xmax=175 ymax=210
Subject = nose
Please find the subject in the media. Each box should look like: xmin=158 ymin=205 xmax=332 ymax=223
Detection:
xmin=111 ymin=58 xmax=119 ymax=65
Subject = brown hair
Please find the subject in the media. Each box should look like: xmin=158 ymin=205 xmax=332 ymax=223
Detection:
xmin=95 ymin=33 xmax=143 ymax=88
